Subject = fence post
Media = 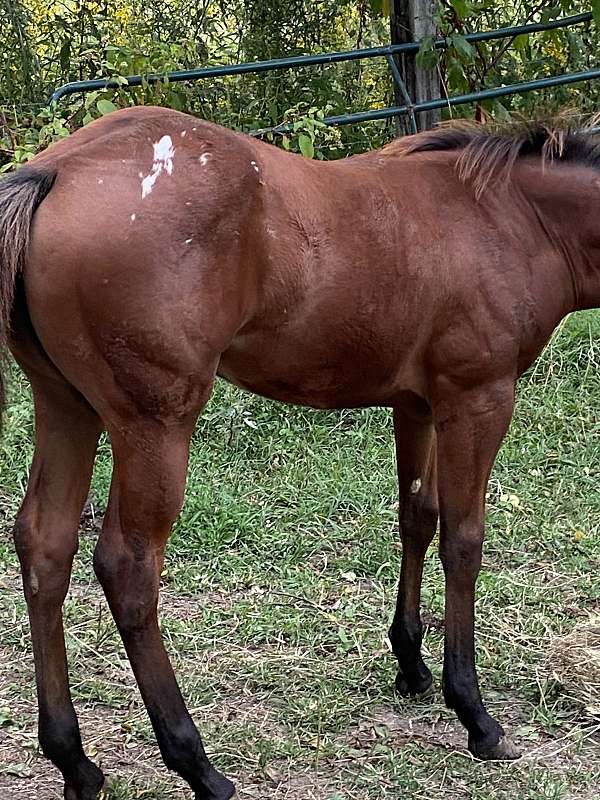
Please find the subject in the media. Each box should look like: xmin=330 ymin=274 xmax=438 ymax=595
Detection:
xmin=390 ymin=0 xmax=441 ymax=133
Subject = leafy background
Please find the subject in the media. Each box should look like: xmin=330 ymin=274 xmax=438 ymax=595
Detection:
xmin=2 ymin=1 xmax=600 ymax=167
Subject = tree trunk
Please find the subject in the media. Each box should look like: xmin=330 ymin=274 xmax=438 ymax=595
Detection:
xmin=390 ymin=0 xmax=441 ymax=134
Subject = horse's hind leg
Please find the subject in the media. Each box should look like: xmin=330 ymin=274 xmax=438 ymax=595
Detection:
xmin=388 ymin=407 xmax=438 ymax=696
xmin=12 ymin=373 xmax=103 ymax=799
xmin=93 ymin=413 xmax=235 ymax=800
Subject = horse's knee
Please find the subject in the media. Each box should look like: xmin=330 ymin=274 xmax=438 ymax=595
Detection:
xmin=400 ymin=493 xmax=438 ymax=547
xmin=12 ymin=514 xmax=35 ymax=562
xmin=439 ymin=524 xmax=483 ymax=578
xmin=93 ymin=534 xmax=160 ymax=632
xmin=13 ymin=514 xmax=76 ymax=600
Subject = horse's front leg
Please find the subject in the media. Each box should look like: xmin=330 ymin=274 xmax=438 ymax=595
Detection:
xmin=434 ymin=380 xmax=520 ymax=760
xmin=93 ymin=419 xmax=235 ymax=800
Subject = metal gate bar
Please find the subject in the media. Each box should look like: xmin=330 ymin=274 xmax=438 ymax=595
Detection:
xmin=49 ymin=10 xmax=595 ymax=119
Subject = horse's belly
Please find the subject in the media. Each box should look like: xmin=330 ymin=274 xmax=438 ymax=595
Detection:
xmin=218 ymin=328 xmax=421 ymax=409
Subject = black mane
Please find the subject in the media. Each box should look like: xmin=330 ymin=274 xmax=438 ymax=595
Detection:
xmin=393 ymin=119 xmax=600 ymax=196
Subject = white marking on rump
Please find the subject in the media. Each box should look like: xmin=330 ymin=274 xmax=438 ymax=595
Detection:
xmin=97 ymin=179 xmax=103 ymax=184
xmin=181 ymin=130 xmax=187 ymax=137
xmin=130 ymin=213 xmax=136 ymax=222
xmin=410 ymin=478 xmax=422 ymax=494
xmin=199 ymin=153 xmax=211 ymax=166
xmin=251 ymin=160 xmax=259 ymax=173
xmin=141 ymin=135 xmax=175 ymax=199
xmin=185 ymin=238 xmax=193 ymax=244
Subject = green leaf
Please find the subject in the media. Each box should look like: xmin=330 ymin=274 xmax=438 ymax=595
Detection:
xmin=450 ymin=0 xmax=473 ymax=19
xmin=84 ymin=91 xmax=99 ymax=109
xmin=298 ymin=134 xmax=314 ymax=159
xmin=449 ymin=33 xmax=475 ymax=63
xmin=416 ymin=36 xmax=439 ymax=71
xmin=369 ymin=0 xmax=389 ymax=15
xmin=513 ymin=34 xmax=530 ymax=55
xmin=447 ymin=57 xmax=468 ymax=93
xmin=593 ymin=0 xmax=600 ymax=26
xmin=96 ymin=99 xmax=117 ymax=116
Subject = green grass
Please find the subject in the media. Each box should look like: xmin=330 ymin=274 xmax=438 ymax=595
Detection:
xmin=1 ymin=311 xmax=600 ymax=799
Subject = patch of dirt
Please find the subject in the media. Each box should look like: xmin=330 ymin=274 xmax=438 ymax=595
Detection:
xmin=343 ymin=703 xmax=466 ymax=754
xmin=237 ymin=770 xmax=333 ymax=800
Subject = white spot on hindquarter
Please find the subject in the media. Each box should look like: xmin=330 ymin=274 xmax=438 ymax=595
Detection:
xmin=141 ymin=135 xmax=175 ymax=199
xmin=251 ymin=160 xmax=259 ymax=173
xmin=199 ymin=152 xmax=211 ymax=167
xmin=97 ymin=179 xmax=103 ymax=185
xmin=410 ymin=478 xmax=422 ymax=494
xmin=130 ymin=213 xmax=136 ymax=222
xmin=180 ymin=130 xmax=187 ymax=137
xmin=185 ymin=238 xmax=193 ymax=244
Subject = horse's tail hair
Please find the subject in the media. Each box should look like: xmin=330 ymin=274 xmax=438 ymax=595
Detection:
xmin=0 ymin=167 xmax=56 ymax=413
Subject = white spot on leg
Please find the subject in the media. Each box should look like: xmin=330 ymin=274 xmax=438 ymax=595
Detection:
xmin=410 ymin=478 xmax=422 ymax=494
xmin=29 ymin=569 xmax=39 ymax=595
xmin=141 ymin=135 xmax=175 ymax=199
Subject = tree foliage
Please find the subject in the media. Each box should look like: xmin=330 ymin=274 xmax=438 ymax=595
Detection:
xmin=1 ymin=1 xmax=600 ymax=168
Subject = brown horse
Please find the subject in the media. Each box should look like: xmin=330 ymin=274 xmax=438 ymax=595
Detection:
xmin=0 ymin=105 xmax=598 ymax=799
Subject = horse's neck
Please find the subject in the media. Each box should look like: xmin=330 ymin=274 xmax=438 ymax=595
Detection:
xmin=519 ymin=164 xmax=600 ymax=313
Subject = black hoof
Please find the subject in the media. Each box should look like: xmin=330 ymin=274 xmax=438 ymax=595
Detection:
xmin=470 ymin=734 xmax=520 ymax=761
xmin=394 ymin=668 xmax=434 ymax=698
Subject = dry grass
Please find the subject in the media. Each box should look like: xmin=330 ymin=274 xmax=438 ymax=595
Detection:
xmin=550 ymin=614 xmax=600 ymax=717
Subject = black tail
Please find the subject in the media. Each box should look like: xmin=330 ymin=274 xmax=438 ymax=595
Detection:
xmin=0 ymin=167 xmax=56 ymax=411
